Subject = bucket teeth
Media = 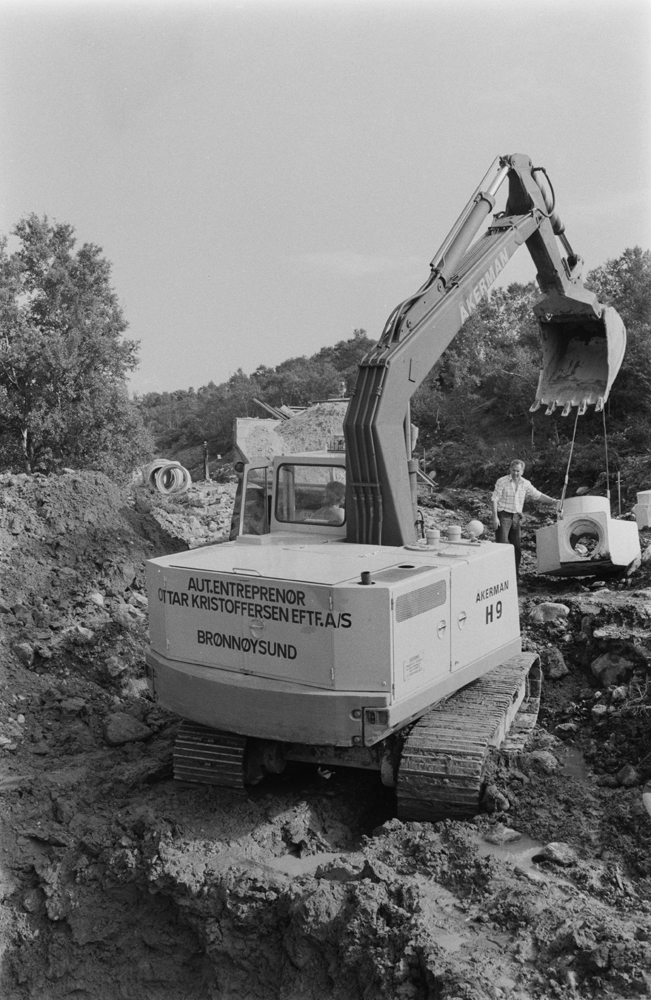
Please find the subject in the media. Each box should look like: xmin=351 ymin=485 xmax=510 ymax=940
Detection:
xmin=529 ymin=398 xmax=542 ymax=413
xmin=595 ymin=395 xmax=605 ymax=412
xmin=545 ymin=401 xmax=557 ymax=415
xmin=578 ymin=399 xmax=588 ymax=415
xmin=561 ymin=402 xmax=572 ymax=417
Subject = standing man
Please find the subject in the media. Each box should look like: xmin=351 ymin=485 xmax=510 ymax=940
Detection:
xmin=490 ymin=460 xmax=559 ymax=576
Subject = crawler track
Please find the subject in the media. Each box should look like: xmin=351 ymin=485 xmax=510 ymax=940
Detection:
xmin=173 ymin=654 xmax=542 ymax=821
xmin=173 ymin=721 xmax=247 ymax=788
xmin=396 ymin=653 xmax=541 ymax=821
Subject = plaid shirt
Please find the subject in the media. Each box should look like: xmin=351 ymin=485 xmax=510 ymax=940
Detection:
xmin=491 ymin=475 xmax=542 ymax=514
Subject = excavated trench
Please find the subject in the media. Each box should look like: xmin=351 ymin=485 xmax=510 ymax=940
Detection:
xmin=1 ymin=471 xmax=651 ymax=1000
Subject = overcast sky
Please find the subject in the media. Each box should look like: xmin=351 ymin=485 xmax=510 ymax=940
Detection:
xmin=1 ymin=0 xmax=649 ymax=395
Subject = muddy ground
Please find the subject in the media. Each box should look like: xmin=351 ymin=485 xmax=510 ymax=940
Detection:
xmin=1 ymin=470 xmax=651 ymax=1000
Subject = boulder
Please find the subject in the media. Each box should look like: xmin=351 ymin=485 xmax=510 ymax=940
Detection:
xmin=541 ymin=647 xmax=570 ymax=680
xmin=103 ymin=713 xmax=152 ymax=746
xmin=105 ymin=655 xmax=128 ymax=678
xmin=529 ymin=602 xmax=570 ymax=623
xmin=483 ymin=823 xmax=522 ymax=846
xmin=532 ymin=841 xmax=578 ymax=866
xmin=482 ymin=784 xmax=510 ymax=813
xmin=12 ymin=642 xmax=34 ymax=667
xmin=591 ymin=652 xmax=634 ymax=687
xmin=616 ymin=764 xmax=640 ymax=787
xmin=528 ymin=750 xmax=559 ymax=774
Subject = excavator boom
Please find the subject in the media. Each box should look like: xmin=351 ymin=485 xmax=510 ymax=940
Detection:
xmin=344 ymin=153 xmax=626 ymax=547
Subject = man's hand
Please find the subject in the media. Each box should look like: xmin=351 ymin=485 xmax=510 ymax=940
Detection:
xmin=491 ymin=515 xmax=500 ymax=530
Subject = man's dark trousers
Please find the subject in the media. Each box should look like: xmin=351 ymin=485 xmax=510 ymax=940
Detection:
xmin=496 ymin=511 xmax=522 ymax=574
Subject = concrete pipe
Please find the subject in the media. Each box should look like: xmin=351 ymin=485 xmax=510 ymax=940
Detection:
xmin=144 ymin=459 xmax=192 ymax=495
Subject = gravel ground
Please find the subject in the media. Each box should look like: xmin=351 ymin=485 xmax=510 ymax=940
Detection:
xmin=1 ymin=471 xmax=651 ymax=999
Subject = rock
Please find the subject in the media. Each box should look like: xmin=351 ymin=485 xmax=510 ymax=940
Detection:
xmin=110 ymin=604 xmax=133 ymax=627
xmin=610 ymin=685 xmax=628 ymax=703
xmin=59 ymin=698 xmax=87 ymax=719
xmin=617 ymin=764 xmax=640 ymax=787
xmin=22 ymin=888 xmax=44 ymax=913
xmin=591 ymin=703 xmax=608 ymax=723
xmin=528 ymin=750 xmax=559 ymax=774
xmin=541 ymin=647 xmax=569 ymax=679
xmin=88 ymin=591 xmax=105 ymax=607
xmin=103 ymin=713 xmax=152 ymax=746
xmin=0 ymin=598 xmax=12 ymax=613
xmin=585 ymin=943 xmax=610 ymax=972
xmin=315 ymin=859 xmax=364 ymax=882
xmin=577 ymin=602 xmax=601 ymax=617
xmin=529 ymin=602 xmax=570 ymax=623
xmin=595 ymin=774 xmax=620 ymax=788
xmin=105 ymin=655 xmax=128 ymax=677
xmin=354 ymin=859 xmax=394 ymax=884
xmin=483 ymin=823 xmax=522 ymax=846
xmin=482 ymin=784 xmax=510 ymax=813
xmin=532 ymin=841 xmax=578 ymax=866
xmin=591 ymin=652 xmax=634 ymax=687
xmin=129 ymin=592 xmax=148 ymax=608
xmin=12 ymin=642 xmax=34 ymax=667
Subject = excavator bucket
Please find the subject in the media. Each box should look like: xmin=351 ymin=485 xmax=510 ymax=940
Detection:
xmin=530 ymin=305 xmax=626 ymax=415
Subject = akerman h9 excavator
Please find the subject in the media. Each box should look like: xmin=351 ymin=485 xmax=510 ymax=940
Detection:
xmin=145 ymin=154 xmax=626 ymax=820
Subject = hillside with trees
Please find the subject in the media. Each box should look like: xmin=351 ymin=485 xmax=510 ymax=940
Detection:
xmin=139 ymin=247 xmax=651 ymax=496
xmin=0 ymin=215 xmax=648 ymax=497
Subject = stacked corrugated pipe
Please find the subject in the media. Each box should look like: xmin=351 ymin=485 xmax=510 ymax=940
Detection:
xmin=144 ymin=459 xmax=192 ymax=495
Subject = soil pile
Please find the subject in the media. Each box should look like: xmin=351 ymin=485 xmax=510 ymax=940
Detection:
xmin=1 ymin=473 xmax=651 ymax=999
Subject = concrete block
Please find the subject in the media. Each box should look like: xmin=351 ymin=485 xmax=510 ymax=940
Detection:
xmin=536 ymin=495 xmax=641 ymax=577
xmin=634 ymin=491 xmax=651 ymax=529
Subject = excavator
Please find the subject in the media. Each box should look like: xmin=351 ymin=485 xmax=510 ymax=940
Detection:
xmin=145 ymin=154 xmax=626 ymax=820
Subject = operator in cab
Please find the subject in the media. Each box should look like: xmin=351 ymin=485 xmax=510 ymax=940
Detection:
xmin=491 ymin=460 xmax=559 ymax=576
xmin=311 ymin=480 xmax=346 ymax=525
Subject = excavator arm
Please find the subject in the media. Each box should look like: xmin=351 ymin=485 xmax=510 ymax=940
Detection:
xmin=344 ymin=153 xmax=626 ymax=547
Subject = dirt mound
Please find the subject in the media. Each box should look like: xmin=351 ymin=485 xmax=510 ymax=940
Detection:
xmin=1 ymin=475 xmax=651 ymax=999
xmin=276 ymin=401 xmax=347 ymax=452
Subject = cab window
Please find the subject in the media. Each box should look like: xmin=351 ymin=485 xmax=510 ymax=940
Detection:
xmin=276 ymin=465 xmax=346 ymax=526
xmin=242 ymin=467 xmax=269 ymax=535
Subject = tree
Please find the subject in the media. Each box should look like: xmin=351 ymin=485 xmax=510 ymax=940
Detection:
xmin=0 ymin=214 xmax=153 ymax=473
xmin=412 ymin=283 xmax=543 ymax=448
xmin=586 ymin=248 xmax=651 ymax=429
